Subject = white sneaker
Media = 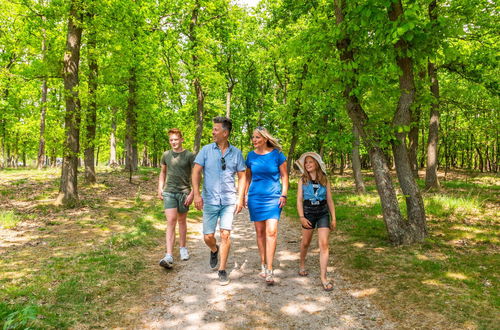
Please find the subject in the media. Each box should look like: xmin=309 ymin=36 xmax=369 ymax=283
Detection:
xmin=159 ymin=254 xmax=174 ymax=269
xmin=180 ymin=247 xmax=189 ymax=261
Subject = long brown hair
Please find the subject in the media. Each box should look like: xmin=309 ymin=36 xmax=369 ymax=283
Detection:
xmin=301 ymin=156 xmax=328 ymax=187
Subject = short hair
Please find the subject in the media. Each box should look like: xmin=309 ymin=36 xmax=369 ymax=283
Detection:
xmin=213 ymin=116 xmax=232 ymax=133
xmin=168 ymin=128 xmax=183 ymax=138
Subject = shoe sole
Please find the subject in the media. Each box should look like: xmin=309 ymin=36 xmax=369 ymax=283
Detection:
xmin=180 ymin=256 xmax=190 ymax=261
xmin=219 ymin=279 xmax=230 ymax=286
xmin=159 ymin=260 xmax=173 ymax=269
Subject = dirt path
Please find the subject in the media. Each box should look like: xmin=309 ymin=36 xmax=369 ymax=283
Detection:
xmin=138 ymin=209 xmax=393 ymax=329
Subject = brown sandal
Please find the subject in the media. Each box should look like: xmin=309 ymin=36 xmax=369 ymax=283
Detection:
xmin=298 ymin=269 xmax=309 ymax=277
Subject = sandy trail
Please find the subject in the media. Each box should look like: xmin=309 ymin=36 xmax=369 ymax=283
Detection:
xmin=139 ymin=209 xmax=393 ymax=329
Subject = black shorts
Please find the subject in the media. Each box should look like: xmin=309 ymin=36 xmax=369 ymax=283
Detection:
xmin=302 ymin=213 xmax=330 ymax=229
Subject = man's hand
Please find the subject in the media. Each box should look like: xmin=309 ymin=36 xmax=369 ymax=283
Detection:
xmin=184 ymin=192 xmax=194 ymax=206
xmin=158 ymin=190 xmax=163 ymax=200
xmin=234 ymin=200 xmax=244 ymax=214
xmin=194 ymin=195 xmax=203 ymax=210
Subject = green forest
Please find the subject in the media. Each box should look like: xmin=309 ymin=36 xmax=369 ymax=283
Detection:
xmin=0 ymin=0 xmax=498 ymax=328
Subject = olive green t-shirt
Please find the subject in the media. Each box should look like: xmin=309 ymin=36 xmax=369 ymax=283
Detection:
xmin=160 ymin=150 xmax=196 ymax=193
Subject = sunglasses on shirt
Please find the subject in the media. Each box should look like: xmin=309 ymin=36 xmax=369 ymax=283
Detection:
xmin=221 ymin=157 xmax=226 ymax=171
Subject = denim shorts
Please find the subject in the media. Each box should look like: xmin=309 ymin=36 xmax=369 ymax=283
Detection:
xmin=162 ymin=192 xmax=189 ymax=213
xmin=203 ymin=204 xmax=236 ymax=235
xmin=302 ymin=213 xmax=330 ymax=229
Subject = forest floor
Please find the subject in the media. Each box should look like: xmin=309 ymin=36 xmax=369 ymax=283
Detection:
xmin=0 ymin=167 xmax=498 ymax=329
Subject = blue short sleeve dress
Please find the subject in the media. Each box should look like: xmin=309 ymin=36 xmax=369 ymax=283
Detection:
xmin=246 ymin=149 xmax=287 ymax=221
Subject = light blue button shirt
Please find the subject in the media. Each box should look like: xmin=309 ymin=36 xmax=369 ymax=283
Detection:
xmin=194 ymin=142 xmax=246 ymax=205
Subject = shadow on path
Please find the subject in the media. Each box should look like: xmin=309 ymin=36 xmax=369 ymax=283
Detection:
xmin=140 ymin=209 xmax=393 ymax=329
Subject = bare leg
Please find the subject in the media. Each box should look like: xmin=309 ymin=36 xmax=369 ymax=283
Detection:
xmin=300 ymin=228 xmax=314 ymax=271
xmin=219 ymin=229 xmax=231 ymax=271
xmin=265 ymin=219 xmax=278 ymax=271
xmin=204 ymin=233 xmax=217 ymax=252
xmin=177 ymin=212 xmax=188 ymax=248
xmin=165 ymin=208 xmax=178 ymax=255
xmin=254 ymin=221 xmax=266 ymax=266
xmin=318 ymin=228 xmax=330 ymax=283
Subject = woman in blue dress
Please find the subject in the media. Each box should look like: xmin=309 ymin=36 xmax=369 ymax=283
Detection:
xmin=245 ymin=126 xmax=289 ymax=285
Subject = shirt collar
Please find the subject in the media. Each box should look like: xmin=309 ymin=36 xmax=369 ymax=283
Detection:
xmin=213 ymin=142 xmax=232 ymax=151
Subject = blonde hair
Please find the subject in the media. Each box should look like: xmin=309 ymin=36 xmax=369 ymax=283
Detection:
xmin=255 ymin=126 xmax=282 ymax=151
xmin=301 ymin=156 xmax=328 ymax=187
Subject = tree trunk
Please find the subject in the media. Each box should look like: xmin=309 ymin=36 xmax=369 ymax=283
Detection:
xmin=142 ymin=146 xmax=149 ymax=166
xmin=388 ymin=0 xmax=427 ymax=241
xmin=351 ymin=125 xmax=366 ymax=193
xmin=125 ymin=66 xmax=138 ymax=172
xmin=408 ymin=106 xmax=420 ymax=178
xmin=190 ymin=1 xmax=204 ymax=154
xmin=226 ymin=83 xmax=235 ymax=119
xmin=193 ymin=77 xmax=204 ymax=153
xmin=287 ymin=63 xmax=308 ymax=175
xmin=425 ymin=60 xmax=440 ymax=189
xmin=109 ymin=107 xmax=117 ymax=166
xmin=334 ymin=0 xmax=426 ymax=245
xmin=56 ymin=0 xmax=83 ymax=207
xmin=424 ymin=0 xmax=441 ymax=190
xmin=37 ymin=28 xmax=48 ymax=170
xmin=84 ymin=28 xmax=98 ymax=184
xmin=475 ymin=146 xmax=484 ymax=172
xmin=96 ymin=145 xmax=99 ymax=166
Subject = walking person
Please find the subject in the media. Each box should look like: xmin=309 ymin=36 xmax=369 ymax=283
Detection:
xmin=244 ymin=126 xmax=288 ymax=285
xmin=158 ymin=128 xmax=196 ymax=269
xmin=295 ymin=152 xmax=337 ymax=291
xmin=192 ymin=116 xmax=246 ymax=286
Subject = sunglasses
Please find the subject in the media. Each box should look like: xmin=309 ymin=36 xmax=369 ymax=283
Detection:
xmin=221 ymin=157 xmax=226 ymax=171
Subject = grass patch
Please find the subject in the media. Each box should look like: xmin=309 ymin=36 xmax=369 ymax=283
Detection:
xmin=1 ymin=212 xmax=163 ymax=329
xmin=425 ymin=194 xmax=485 ymax=218
xmin=0 ymin=168 xmax=166 ymax=329
xmin=0 ymin=210 xmax=21 ymax=229
xmin=286 ymin=172 xmax=499 ymax=329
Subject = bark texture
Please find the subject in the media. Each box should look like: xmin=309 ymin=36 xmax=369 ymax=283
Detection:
xmin=425 ymin=0 xmax=441 ymax=190
xmin=388 ymin=0 xmax=427 ymax=242
xmin=351 ymin=125 xmax=366 ymax=194
xmin=125 ymin=66 xmax=138 ymax=172
xmin=334 ymin=0 xmax=427 ymax=244
xmin=37 ymin=28 xmax=47 ymax=170
xmin=84 ymin=28 xmax=98 ymax=183
xmin=190 ymin=0 xmax=204 ymax=154
xmin=109 ymin=108 xmax=118 ymax=166
xmin=56 ymin=0 xmax=83 ymax=207
xmin=286 ymin=63 xmax=308 ymax=175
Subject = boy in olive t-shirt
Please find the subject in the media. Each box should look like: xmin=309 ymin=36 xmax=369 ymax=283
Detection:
xmin=157 ymin=129 xmax=196 ymax=269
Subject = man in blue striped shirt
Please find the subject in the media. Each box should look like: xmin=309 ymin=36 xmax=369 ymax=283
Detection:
xmin=192 ymin=116 xmax=246 ymax=285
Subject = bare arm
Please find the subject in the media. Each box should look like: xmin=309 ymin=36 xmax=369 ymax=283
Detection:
xmin=192 ymin=163 xmax=203 ymax=210
xmin=235 ymin=170 xmax=246 ymax=214
xmin=278 ymin=161 xmax=289 ymax=208
xmin=326 ymin=179 xmax=337 ymax=230
xmin=297 ymin=180 xmax=312 ymax=229
xmin=158 ymin=164 xmax=167 ymax=200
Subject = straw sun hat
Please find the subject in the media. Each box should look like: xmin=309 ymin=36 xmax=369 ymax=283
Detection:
xmin=295 ymin=152 xmax=327 ymax=175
